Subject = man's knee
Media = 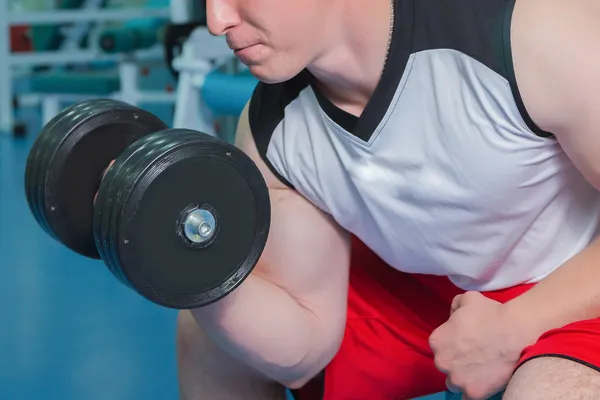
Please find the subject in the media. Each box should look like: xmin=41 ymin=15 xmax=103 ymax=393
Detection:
xmin=176 ymin=310 xmax=247 ymax=377
xmin=176 ymin=311 xmax=285 ymax=400
xmin=504 ymin=357 xmax=600 ymax=400
xmin=176 ymin=310 xmax=208 ymax=366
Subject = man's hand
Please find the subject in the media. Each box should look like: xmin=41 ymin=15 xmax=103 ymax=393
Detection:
xmin=429 ymin=292 xmax=536 ymax=400
xmin=93 ymin=160 xmax=115 ymax=204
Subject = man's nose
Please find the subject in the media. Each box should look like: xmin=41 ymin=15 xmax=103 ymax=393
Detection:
xmin=206 ymin=0 xmax=240 ymax=36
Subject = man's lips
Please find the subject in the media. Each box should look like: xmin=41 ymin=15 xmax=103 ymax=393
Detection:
xmin=230 ymin=43 xmax=258 ymax=52
xmin=233 ymin=44 xmax=261 ymax=62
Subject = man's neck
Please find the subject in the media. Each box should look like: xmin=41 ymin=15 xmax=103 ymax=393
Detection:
xmin=307 ymin=0 xmax=393 ymax=117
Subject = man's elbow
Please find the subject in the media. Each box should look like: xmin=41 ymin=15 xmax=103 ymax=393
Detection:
xmin=270 ymin=352 xmax=321 ymax=389
xmin=277 ymin=329 xmax=345 ymax=390
xmin=284 ymin=375 xmax=317 ymax=391
xmin=278 ymin=363 xmax=326 ymax=391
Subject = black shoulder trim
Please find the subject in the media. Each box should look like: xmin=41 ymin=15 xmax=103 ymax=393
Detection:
xmin=515 ymin=354 xmax=600 ymax=374
xmin=248 ymin=73 xmax=311 ymax=188
xmin=501 ymin=0 xmax=553 ymax=138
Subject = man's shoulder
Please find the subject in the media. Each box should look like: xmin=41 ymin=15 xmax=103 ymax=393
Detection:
xmin=510 ymin=0 xmax=596 ymax=135
xmin=245 ymin=70 xmax=314 ymax=190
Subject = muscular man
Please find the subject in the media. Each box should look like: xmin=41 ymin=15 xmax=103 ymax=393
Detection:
xmin=178 ymin=0 xmax=600 ymax=399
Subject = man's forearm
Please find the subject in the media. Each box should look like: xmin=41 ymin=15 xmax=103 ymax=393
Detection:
xmin=505 ymin=237 xmax=600 ymax=340
xmin=190 ymin=274 xmax=340 ymax=388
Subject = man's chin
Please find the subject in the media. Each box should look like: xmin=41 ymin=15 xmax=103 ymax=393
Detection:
xmin=245 ymin=65 xmax=300 ymax=85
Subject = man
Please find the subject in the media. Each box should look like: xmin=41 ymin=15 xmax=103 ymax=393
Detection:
xmin=177 ymin=0 xmax=600 ymax=399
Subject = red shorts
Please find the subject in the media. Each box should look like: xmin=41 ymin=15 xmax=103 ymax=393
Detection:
xmin=293 ymin=237 xmax=600 ymax=400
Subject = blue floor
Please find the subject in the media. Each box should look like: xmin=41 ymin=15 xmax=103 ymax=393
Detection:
xmin=0 ymin=110 xmax=179 ymax=399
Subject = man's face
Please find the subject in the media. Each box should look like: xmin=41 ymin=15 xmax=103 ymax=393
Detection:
xmin=206 ymin=0 xmax=326 ymax=83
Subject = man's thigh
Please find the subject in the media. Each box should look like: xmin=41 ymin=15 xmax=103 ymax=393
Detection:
xmin=505 ymin=318 xmax=600 ymax=399
xmin=505 ymin=357 xmax=600 ymax=399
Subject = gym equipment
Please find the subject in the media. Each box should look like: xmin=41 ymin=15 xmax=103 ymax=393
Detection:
xmin=168 ymin=27 xmax=238 ymax=135
xmin=164 ymin=21 xmax=208 ymax=79
xmin=29 ymin=0 xmax=91 ymax=53
xmin=165 ymin=0 xmax=206 ymax=78
xmin=99 ymin=24 xmax=161 ymax=54
xmin=25 ymin=99 xmax=166 ymax=258
xmin=98 ymin=17 xmax=166 ymax=54
xmin=201 ymin=70 xmax=258 ymax=116
xmin=1 ymin=0 xmax=171 ymax=136
xmin=25 ymin=99 xmax=270 ymax=309
xmin=31 ymin=71 xmax=121 ymax=96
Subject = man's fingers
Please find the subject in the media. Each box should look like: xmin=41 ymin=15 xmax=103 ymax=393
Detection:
xmin=450 ymin=291 xmax=486 ymax=315
xmin=450 ymin=294 xmax=464 ymax=315
xmin=102 ymin=160 xmax=115 ymax=180
xmin=94 ymin=160 xmax=115 ymax=205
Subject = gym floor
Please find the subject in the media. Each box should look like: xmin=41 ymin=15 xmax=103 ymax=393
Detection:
xmin=0 ymin=107 xmax=179 ymax=399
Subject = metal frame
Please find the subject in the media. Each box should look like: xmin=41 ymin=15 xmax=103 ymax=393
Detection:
xmin=172 ymin=28 xmax=231 ymax=136
xmin=0 ymin=2 xmax=171 ymax=135
xmin=0 ymin=2 xmax=12 ymax=134
xmin=7 ymin=8 xmax=170 ymax=24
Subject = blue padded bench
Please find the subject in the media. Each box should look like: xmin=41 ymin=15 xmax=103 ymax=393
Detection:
xmin=201 ymin=69 xmax=259 ymax=116
xmin=30 ymin=71 xmax=120 ymax=96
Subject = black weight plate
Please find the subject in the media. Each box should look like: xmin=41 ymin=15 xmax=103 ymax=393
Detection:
xmin=34 ymin=100 xmax=135 ymax=231
xmin=99 ymin=130 xmax=213 ymax=290
xmin=95 ymin=130 xmax=185 ymax=283
xmin=28 ymin=100 xmax=127 ymax=237
xmin=119 ymin=131 xmax=270 ymax=309
xmin=49 ymin=104 xmax=168 ymax=258
xmin=25 ymin=99 xmax=104 ymax=234
xmin=33 ymin=100 xmax=122 ymax=235
xmin=31 ymin=100 xmax=161 ymax=258
xmin=103 ymin=130 xmax=270 ymax=309
xmin=104 ymin=131 xmax=205 ymax=289
xmin=28 ymin=101 xmax=120 ymax=239
xmin=24 ymin=99 xmax=167 ymax=258
xmin=94 ymin=131 xmax=171 ymax=276
xmin=93 ymin=131 xmax=164 ymax=274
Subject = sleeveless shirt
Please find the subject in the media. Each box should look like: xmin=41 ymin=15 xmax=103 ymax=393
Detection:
xmin=247 ymin=0 xmax=600 ymax=291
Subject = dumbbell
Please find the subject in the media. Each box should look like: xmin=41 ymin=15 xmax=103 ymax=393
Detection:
xmin=24 ymin=99 xmax=270 ymax=309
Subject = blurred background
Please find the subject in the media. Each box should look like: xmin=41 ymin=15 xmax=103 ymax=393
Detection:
xmin=0 ymin=0 xmax=257 ymax=398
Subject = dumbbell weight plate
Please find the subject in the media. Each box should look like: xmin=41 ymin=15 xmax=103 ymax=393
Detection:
xmin=31 ymin=100 xmax=126 ymax=235
xmin=94 ymin=129 xmax=271 ymax=309
xmin=24 ymin=99 xmax=168 ymax=259
xmin=25 ymin=99 xmax=107 ymax=235
xmin=95 ymin=131 xmax=184 ymax=285
xmin=26 ymin=100 xmax=122 ymax=242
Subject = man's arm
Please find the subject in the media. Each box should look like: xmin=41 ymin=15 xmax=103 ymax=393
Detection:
xmin=504 ymin=0 xmax=600 ymax=338
xmin=190 ymin=104 xmax=351 ymax=388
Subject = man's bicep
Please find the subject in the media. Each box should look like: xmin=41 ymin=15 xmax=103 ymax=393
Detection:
xmin=260 ymin=188 xmax=351 ymax=302
xmin=260 ymin=188 xmax=352 ymax=377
